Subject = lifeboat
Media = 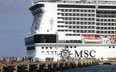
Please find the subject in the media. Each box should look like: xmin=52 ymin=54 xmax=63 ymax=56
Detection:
xmin=110 ymin=36 xmax=116 ymax=43
xmin=84 ymin=35 xmax=102 ymax=43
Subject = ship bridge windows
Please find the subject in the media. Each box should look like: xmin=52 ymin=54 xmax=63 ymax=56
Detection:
xmin=29 ymin=4 xmax=44 ymax=10
xmin=27 ymin=47 xmax=35 ymax=50
xmin=34 ymin=34 xmax=56 ymax=43
xmin=57 ymin=4 xmax=95 ymax=8
xmin=32 ymin=8 xmax=43 ymax=15
xmin=98 ymin=6 xmax=116 ymax=9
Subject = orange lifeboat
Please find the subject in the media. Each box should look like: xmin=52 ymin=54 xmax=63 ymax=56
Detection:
xmin=110 ymin=36 xmax=116 ymax=43
xmin=84 ymin=35 xmax=101 ymax=43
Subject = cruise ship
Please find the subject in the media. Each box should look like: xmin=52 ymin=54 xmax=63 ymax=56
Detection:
xmin=25 ymin=0 xmax=116 ymax=61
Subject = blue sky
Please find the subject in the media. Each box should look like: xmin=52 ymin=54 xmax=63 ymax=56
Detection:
xmin=0 ymin=0 xmax=33 ymax=57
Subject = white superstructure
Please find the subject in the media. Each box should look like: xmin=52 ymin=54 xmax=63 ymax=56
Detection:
xmin=25 ymin=0 xmax=116 ymax=61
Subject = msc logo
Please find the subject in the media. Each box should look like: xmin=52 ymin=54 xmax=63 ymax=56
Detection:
xmin=75 ymin=50 xmax=96 ymax=58
xmin=60 ymin=48 xmax=72 ymax=59
xmin=60 ymin=49 xmax=96 ymax=59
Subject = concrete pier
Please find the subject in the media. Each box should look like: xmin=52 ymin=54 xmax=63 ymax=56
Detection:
xmin=0 ymin=59 xmax=99 ymax=72
xmin=99 ymin=59 xmax=116 ymax=65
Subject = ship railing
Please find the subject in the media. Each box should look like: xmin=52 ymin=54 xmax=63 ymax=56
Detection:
xmin=58 ymin=40 xmax=82 ymax=43
xmin=33 ymin=0 xmax=116 ymax=4
xmin=98 ymin=1 xmax=116 ymax=4
xmin=33 ymin=0 xmax=60 ymax=3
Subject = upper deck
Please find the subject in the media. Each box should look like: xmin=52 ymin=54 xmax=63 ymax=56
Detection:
xmin=32 ymin=0 xmax=116 ymax=5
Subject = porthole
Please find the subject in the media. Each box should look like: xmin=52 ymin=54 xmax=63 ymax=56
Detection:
xmin=42 ymin=47 xmax=44 ymax=49
xmin=50 ymin=47 xmax=52 ymax=49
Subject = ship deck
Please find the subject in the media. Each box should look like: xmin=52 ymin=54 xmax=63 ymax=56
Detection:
xmin=33 ymin=43 xmax=116 ymax=46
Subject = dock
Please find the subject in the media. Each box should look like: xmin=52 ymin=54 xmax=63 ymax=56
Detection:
xmin=0 ymin=59 xmax=99 ymax=72
xmin=99 ymin=59 xmax=116 ymax=65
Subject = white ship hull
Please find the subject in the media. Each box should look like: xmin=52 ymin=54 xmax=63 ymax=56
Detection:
xmin=27 ymin=43 xmax=116 ymax=61
xmin=25 ymin=0 xmax=116 ymax=61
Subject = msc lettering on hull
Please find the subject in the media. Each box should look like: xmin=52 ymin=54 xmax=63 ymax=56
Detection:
xmin=75 ymin=50 xmax=96 ymax=58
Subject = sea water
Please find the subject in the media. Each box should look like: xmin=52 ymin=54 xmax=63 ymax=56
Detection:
xmin=57 ymin=65 xmax=116 ymax=72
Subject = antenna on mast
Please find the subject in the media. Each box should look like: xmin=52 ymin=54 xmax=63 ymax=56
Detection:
xmin=31 ymin=0 xmax=34 ymax=5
